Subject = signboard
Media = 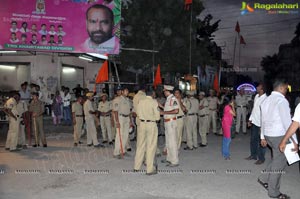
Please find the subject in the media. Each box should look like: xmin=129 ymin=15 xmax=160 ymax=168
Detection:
xmin=0 ymin=0 xmax=120 ymax=54
xmin=197 ymin=65 xmax=217 ymax=91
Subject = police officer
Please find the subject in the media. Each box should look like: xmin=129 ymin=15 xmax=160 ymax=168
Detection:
xmin=84 ymin=92 xmax=103 ymax=148
xmin=72 ymin=95 xmax=84 ymax=146
xmin=98 ymin=93 xmax=113 ymax=145
xmin=185 ymin=91 xmax=199 ymax=150
xmin=174 ymin=88 xmax=187 ymax=149
xmin=112 ymin=87 xmax=133 ymax=158
xmin=198 ymin=91 xmax=209 ymax=147
xmin=132 ymin=85 xmax=146 ymax=135
xmin=134 ymin=91 xmax=160 ymax=175
xmin=159 ymin=85 xmax=179 ymax=167
xmin=17 ymin=99 xmax=28 ymax=149
xmin=29 ymin=92 xmax=47 ymax=147
xmin=235 ymin=89 xmax=248 ymax=134
xmin=207 ymin=89 xmax=219 ymax=135
xmin=4 ymin=93 xmax=21 ymax=151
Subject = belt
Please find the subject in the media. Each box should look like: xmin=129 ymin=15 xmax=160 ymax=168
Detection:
xmin=164 ymin=117 xmax=176 ymax=122
xmin=188 ymin=113 xmax=197 ymax=116
xmin=102 ymin=114 xmax=111 ymax=117
xmin=176 ymin=115 xmax=184 ymax=119
xmin=237 ymin=106 xmax=246 ymax=108
xmin=198 ymin=114 xmax=208 ymax=117
xmin=75 ymin=115 xmax=83 ymax=117
xmin=140 ymin=119 xmax=156 ymax=123
xmin=120 ymin=114 xmax=130 ymax=117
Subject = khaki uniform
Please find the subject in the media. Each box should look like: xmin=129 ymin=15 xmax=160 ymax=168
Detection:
xmin=5 ymin=98 xmax=19 ymax=150
xmin=84 ymin=99 xmax=99 ymax=146
xmin=133 ymin=90 xmax=146 ymax=127
xmin=134 ymin=96 xmax=160 ymax=173
xmin=207 ymin=96 xmax=219 ymax=134
xmin=198 ymin=98 xmax=209 ymax=145
xmin=235 ymin=93 xmax=248 ymax=133
xmin=72 ymin=102 xmax=84 ymax=144
xmin=176 ymin=99 xmax=186 ymax=149
xmin=29 ymin=99 xmax=46 ymax=145
xmin=157 ymin=97 xmax=166 ymax=136
xmin=164 ymin=94 xmax=179 ymax=165
xmin=17 ymin=101 xmax=28 ymax=146
xmin=112 ymin=95 xmax=131 ymax=156
xmin=98 ymin=100 xmax=113 ymax=142
xmin=186 ymin=97 xmax=199 ymax=149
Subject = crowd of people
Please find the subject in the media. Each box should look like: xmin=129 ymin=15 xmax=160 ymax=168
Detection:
xmin=2 ymin=78 xmax=299 ymax=199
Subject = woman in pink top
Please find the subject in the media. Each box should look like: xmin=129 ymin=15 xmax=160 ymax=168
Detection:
xmin=221 ymin=95 xmax=236 ymax=160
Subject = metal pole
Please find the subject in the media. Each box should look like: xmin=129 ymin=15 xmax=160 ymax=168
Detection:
xmin=152 ymin=45 xmax=155 ymax=83
xmin=232 ymin=33 xmax=238 ymax=70
xmin=189 ymin=4 xmax=193 ymax=74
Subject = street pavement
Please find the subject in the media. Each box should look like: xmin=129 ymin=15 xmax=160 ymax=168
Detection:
xmin=0 ymin=119 xmax=299 ymax=199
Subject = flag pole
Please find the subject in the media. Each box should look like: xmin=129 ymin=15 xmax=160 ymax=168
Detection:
xmin=189 ymin=3 xmax=193 ymax=74
xmin=232 ymin=33 xmax=237 ymax=70
xmin=239 ymin=36 xmax=241 ymax=70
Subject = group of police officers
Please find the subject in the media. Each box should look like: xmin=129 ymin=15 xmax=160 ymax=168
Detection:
xmin=3 ymin=83 xmax=251 ymax=175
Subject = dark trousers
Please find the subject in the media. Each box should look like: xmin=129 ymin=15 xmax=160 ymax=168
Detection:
xmin=259 ymin=136 xmax=287 ymax=197
xmin=250 ymin=124 xmax=266 ymax=161
xmin=63 ymin=106 xmax=72 ymax=125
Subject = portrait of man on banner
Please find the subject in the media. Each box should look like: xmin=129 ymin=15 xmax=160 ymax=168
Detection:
xmin=82 ymin=4 xmax=119 ymax=54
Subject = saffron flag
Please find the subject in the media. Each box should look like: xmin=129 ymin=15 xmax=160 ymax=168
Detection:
xmin=240 ymin=35 xmax=246 ymax=45
xmin=95 ymin=60 xmax=109 ymax=83
xmin=184 ymin=0 xmax=192 ymax=10
xmin=235 ymin=21 xmax=240 ymax=33
xmin=153 ymin=64 xmax=162 ymax=89
xmin=213 ymin=71 xmax=220 ymax=95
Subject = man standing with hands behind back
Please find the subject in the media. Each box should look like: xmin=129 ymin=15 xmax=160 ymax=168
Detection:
xmin=258 ymin=79 xmax=297 ymax=199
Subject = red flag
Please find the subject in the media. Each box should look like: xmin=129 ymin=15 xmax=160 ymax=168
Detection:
xmin=235 ymin=21 xmax=240 ymax=33
xmin=153 ymin=64 xmax=162 ymax=88
xmin=213 ymin=71 xmax=220 ymax=95
xmin=240 ymin=35 xmax=246 ymax=45
xmin=95 ymin=60 xmax=109 ymax=83
xmin=184 ymin=0 xmax=192 ymax=10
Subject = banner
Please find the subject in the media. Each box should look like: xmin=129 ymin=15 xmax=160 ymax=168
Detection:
xmin=197 ymin=65 xmax=217 ymax=91
xmin=0 ymin=0 xmax=120 ymax=54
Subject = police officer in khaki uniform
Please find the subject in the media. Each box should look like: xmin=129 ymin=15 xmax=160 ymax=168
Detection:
xmin=84 ymin=92 xmax=103 ymax=148
xmin=198 ymin=91 xmax=209 ymax=147
xmin=17 ymin=100 xmax=28 ymax=149
xmin=98 ymin=93 xmax=113 ymax=145
xmin=29 ymin=92 xmax=47 ymax=147
xmin=185 ymin=90 xmax=199 ymax=150
xmin=173 ymin=88 xmax=186 ymax=149
xmin=134 ymin=91 xmax=160 ymax=175
xmin=4 ymin=93 xmax=21 ymax=151
xmin=159 ymin=85 xmax=179 ymax=167
xmin=132 ymin=86 xmax=146 ymax=136
xmin=207 ymin=89 xmax=219 ymax=135
xmin=72 ymin=95 xmax=84 ymax=146
xmin=112 ymin=87 xmax=132 ymax=158
xmin=235 ymin=89 xmax=248 ymax=134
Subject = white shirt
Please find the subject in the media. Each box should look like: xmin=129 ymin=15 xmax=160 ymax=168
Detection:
xmin=249 ymin=93 xmax=267 ymax=127
xmin=63 ymin=93 xmax=71 ymax=107
xmin=235 ymin=93 xmax=248 ymax=107
xmin=260 ymin=91 xmax=291 ymax=139
xmin=83 ymin=36 xmax=119 ymax=54
xmin=290 ymin=104 xmax=300 ymax=143
xmin=84 ymin=99 xmax=94 ymax=119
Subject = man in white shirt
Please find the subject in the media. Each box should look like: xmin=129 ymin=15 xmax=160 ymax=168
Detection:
xmin=63 ymin=87 xmax=72 ymax=126
xmin=245 ymin=83 xmax=267 ymax=164
xmin=258 ymin=79 xmax=297 ymax=199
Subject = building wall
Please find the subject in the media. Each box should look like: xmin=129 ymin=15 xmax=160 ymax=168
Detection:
xmin=0 ymin=52 xmax=103 ymax=94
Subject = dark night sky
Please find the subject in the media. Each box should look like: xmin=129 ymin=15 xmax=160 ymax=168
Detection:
xmin=199 ymin=0 xmax=300 ymax=79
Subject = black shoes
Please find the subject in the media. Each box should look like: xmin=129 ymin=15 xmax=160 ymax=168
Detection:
xmin=183 ymin=147 xmax=193 ymax=150
xmin=199 ymin=144 xmax=207 ymax=147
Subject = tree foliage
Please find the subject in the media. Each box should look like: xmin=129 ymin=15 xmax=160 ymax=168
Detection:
xmin=120 ymin=0 xmax=220 ymax=77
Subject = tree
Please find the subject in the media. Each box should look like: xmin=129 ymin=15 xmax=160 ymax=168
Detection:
xmin=120 ymin=0 xmax=220 ymax=80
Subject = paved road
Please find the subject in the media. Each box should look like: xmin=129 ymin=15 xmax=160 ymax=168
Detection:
xmin=0 ymin=122 xmax=299 ymax=199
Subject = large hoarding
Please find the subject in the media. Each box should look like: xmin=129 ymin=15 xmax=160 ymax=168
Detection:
xmin=0 ymin=0 xmax=120 ymax=54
